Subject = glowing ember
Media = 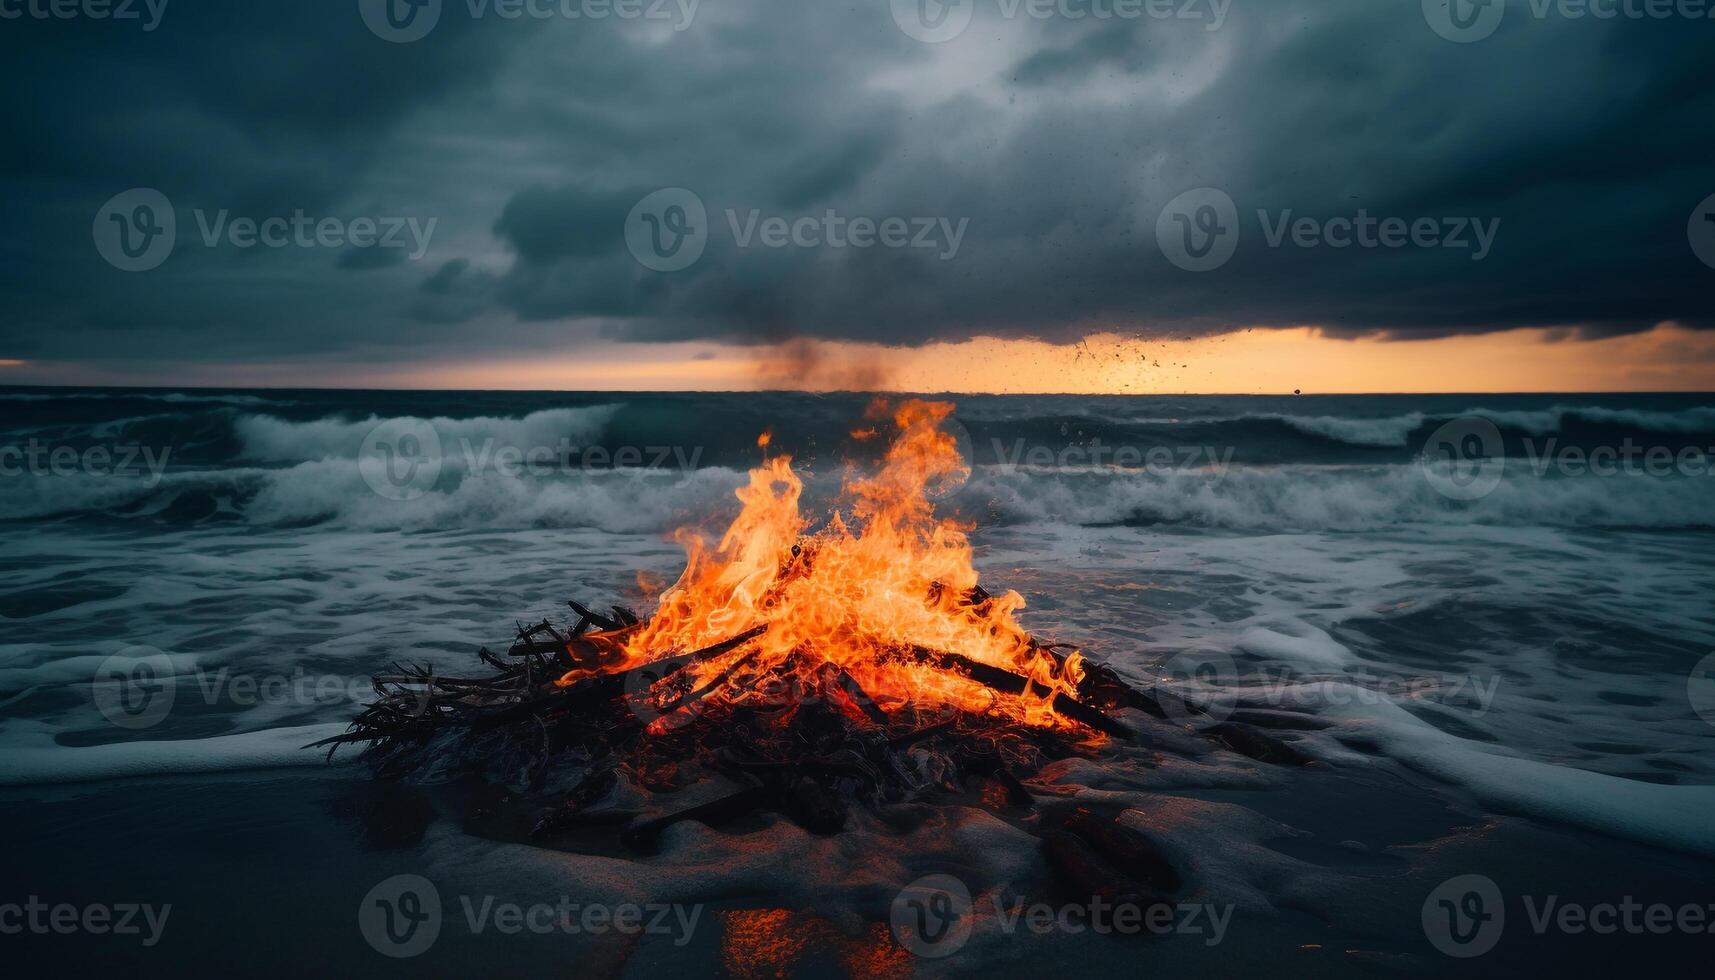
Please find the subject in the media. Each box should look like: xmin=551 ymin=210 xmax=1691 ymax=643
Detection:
xmin=557 ymin=399 xmax=1088 ymax=731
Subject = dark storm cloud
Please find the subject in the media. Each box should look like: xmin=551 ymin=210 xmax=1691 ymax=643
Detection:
xmin=2 ymin=0 xmax=1712 ymax=370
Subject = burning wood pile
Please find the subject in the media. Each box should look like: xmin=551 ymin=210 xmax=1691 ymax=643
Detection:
xmin=319 ymin=401 xmax=1292 ymax=888
xmin=318 ymin=587 xmax=1149 ymax=848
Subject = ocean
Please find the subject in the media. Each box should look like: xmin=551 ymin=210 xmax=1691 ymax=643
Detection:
xmin=3 ymin=387 xmax=1714 ymax=975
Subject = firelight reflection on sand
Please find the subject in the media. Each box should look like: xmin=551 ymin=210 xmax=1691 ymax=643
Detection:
xmin=556 ymin=399 xmax=1087 ymax=730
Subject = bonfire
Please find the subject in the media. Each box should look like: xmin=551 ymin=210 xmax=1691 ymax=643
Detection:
xmin=319 ymin=400 xmax=1301 ymax=902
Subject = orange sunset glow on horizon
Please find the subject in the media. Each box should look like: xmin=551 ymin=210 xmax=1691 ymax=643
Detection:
xmin=16 ymin=326 xmax=1715 ymax=394
xmin=6 ymin=324 xmax=1715 ymax=394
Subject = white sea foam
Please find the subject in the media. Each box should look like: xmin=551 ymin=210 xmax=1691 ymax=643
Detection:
xmin=8 ymin=458 xmax=1711 ymax=532
xmin=1320 ymin=693 xmax=1715 ymax=858
xmin=1236 ymin=624 xmax=1352 ymax=669
xmin=0 ymin=721 xmax=350 ymax=785
xmin=1264 ymin=412 xmax=1429 ymax=447
xmin=1265 ymin=405 xmax=1715 ymax=447
xmin=243 ymin=458 xmax=748 ymax=532
xmin=968 ymin=464 xmax=1715 ymax=530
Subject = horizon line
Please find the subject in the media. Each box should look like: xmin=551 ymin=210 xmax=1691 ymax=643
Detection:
xmin=3 ymin=382 xmax=1714 ymax=397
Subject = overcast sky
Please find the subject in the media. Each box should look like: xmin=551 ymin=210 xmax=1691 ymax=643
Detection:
xmin=2 ymin=0 xmax=1712 ymax=383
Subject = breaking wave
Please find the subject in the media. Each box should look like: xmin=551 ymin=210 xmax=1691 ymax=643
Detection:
xmin=966 ymin=464 xmax=1715 ymax=531
xmin=9 ymin=459 xmax=1713 ymax=533
xmin=1253 ymin=405 xmax=1715 ymax=448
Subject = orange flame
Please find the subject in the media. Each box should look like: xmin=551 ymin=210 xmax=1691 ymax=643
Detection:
xmin=560 ymin=400 xmax=1086 ymax=729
